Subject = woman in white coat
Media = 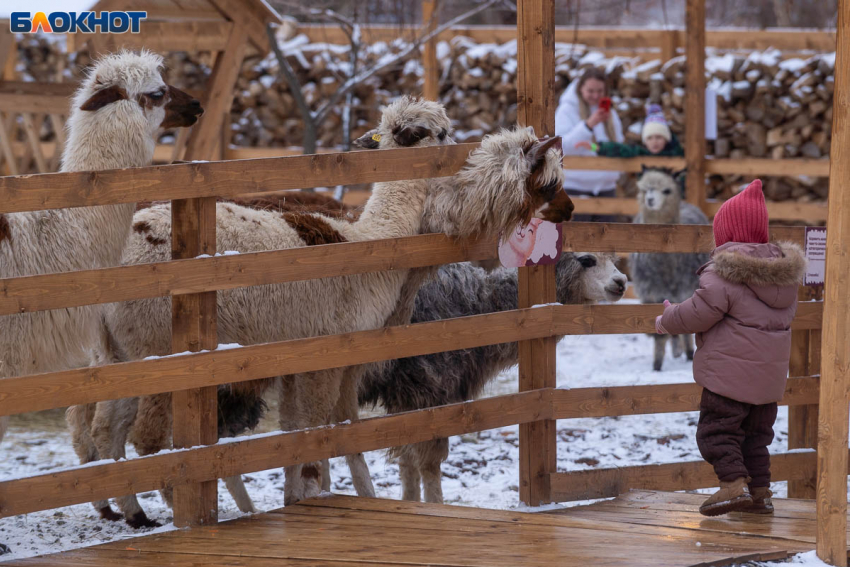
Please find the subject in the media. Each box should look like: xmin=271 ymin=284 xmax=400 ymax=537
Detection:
xmin=555 ymin=68 xmax=624 ymax=221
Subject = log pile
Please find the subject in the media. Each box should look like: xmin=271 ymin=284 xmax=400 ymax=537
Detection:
xmin=10 ymin=33 xmax=834 ymax=204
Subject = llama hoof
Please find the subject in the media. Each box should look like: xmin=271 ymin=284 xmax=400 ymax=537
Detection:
xmin=0 ymin=543 xmax=10 ymax=555
xmin=653 ymin=362 xmax=663 ymax=372
xmin=126 ymin=512 xmax=161 ymax=529
xmin=98 ymin=506 xmax=124 ymax=522
xmin=686 ymin=352 xmax=694 ymax=361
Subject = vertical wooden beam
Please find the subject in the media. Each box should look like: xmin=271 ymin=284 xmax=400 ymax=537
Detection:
xmin=816 ymin=1 xmax=850 ymax=562
xmin=21 ymin=114 xmax=48 ymax=173
xmin=422 ymin=0 xmax=439 ymax=101
xmin=0 ymin=27 xmax=15 ymax=82
xmin=516 ymin=0 xmax=557 ymax=507
xmin=183 ymin=25 xmax=247 ymax=161
xmin=660 ymin=30 xmax=679 ymax=62
xmin=684 ymin=0 xmax=706 ymax=211
xmin=0 ymin=112 xmax=17 ymax=176
xmin=170 ymin=196 xmax=218 ymax=528
xmin=788 ymin=287 xmax=819 ymax=499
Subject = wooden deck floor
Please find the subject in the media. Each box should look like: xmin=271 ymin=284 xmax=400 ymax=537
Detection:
xmin=9 ymin=490 xmax=847 ymax=567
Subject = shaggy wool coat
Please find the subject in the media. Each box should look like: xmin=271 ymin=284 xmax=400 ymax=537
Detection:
xmin=660 ymin=242 xmax=806 ymax=405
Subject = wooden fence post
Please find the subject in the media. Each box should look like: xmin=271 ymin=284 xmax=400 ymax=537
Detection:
xmin=169 ymin=24 xmax=246 ymax=529
xmin=516 ymin=0 xmax=557 ymax=506
xmin=660 ymin=30 xmax=679 ymax=62
xmin=788 ymin=287 xmax=819 ymax=499
xmin=422 ymin=0 xmax=439 ymax=101
xmin=816 ymin=0 xmax=850 ymax=562
xmin=684 ymin=0 xmax=706 ymax=211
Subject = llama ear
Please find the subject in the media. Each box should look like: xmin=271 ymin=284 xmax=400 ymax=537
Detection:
xmin=80 ymin=85 xmax=128 ymax=111
xmin=353 ymin=130 xmax=381 ymax=150
xmin=392 ymin=125 xmax=430 ymax=147
xmin=527 ymin=136 xmax=562 ymax=172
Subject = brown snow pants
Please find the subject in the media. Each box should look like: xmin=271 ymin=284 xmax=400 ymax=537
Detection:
xmin=696 ymin=388 xmax=778 ymax=488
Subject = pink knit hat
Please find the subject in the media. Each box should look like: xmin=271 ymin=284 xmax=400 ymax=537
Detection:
xmin=713 ymin=179 xmax=769 ymax=247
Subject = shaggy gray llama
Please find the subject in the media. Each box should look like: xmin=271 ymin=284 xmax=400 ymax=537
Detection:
xmin=629 ymin=166 xmax=710 ymax=371
xmin=345 ymin=252 xmax=626 ymax=503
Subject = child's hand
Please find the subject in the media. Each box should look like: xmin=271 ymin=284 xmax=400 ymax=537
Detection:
xmin=663 ymin=299 xmax=671 ymax=308
xmin=655 ymin=315 xmax=667 ymax=335
xmin=575 ymin=140 xmax=594 ymax=151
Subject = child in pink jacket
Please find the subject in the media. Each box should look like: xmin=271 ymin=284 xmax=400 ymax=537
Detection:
xmin=656 ymin=179 xmax=805 ymax=516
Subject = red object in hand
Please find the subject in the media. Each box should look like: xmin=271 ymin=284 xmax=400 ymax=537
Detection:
xmin=599 ymin=97 xmax=612 ymax=112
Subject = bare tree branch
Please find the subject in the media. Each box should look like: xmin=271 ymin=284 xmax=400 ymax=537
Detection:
xmin=266 ymin=24 xmax=318 ymax=155
xmin=313 ymin=0 xmax=502 ymax=125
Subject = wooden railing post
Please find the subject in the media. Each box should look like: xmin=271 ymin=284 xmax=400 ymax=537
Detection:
xmin=422 ymin=0 xmax=439 ymax=101
xmin=516 ymin=0 xmax=557 ymax=506
xmin=685 ymin=0 xmax=706 ymax=211
xmin=660 ymin=30 xmax=679 ymax=62
xmin=169 ymin=24 xmax=246 ymax=529
xmin=788 ymin=287 xmax=820 ymax=499
xmin=816 ymin=0 xmax=850 ymax=562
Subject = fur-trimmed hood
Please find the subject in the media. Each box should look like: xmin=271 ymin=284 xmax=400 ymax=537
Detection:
xmin=704 ymin=241 xmax=806 ymax=309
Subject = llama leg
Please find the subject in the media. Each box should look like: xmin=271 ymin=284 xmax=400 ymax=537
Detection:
xmin=67 ymin=403 xmax=121 ymax=521
xmin=279 ymin=369 xmax=343 ymax=505
xmin=337 ymin=366 xmax=376 ymax=498
xmin=420 ymin=439 xmax=448 ymax=504
xmin=684 ymin=334 xmax=695 ymax=361
xmin=671 ymin=334 xmax=684 ymax=358
xmin=224 ymin=475 xmax=256 ymax=514
xmin=92 ymin=398 xmax=161 ymax=529
xmin=0 ymin=415 xmax=7 ymax=445
xmin=653 ymin=334 xmax=668 ymax=371
xmin=129 ymin=393 xmax=174 ymax=517
xmin=399 ymin=452 xmax=422 ymax=502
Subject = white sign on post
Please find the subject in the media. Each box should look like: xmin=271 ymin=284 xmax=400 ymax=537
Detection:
xmin=804 ymin=227 xmax=826 ymax=287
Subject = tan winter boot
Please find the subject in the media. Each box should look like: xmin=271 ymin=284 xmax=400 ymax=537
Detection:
xmin=743 ymin=487 xmax=774 ymax=514
xmin=699 ymin=477 xmax=753 ymax=517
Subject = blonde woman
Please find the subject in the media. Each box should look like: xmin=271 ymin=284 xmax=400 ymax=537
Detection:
xmin=555 ymin=68 xmax=624 ymax=221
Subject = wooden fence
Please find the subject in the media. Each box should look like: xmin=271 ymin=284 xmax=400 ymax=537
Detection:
xmin=0 ymin=143 xmax=824 ymax=524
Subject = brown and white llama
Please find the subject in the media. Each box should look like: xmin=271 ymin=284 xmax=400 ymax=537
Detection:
xmin=73 ymin=97 xmax=573 ymax=526
xmin=0 ymin=52 xmax=200 ymax=545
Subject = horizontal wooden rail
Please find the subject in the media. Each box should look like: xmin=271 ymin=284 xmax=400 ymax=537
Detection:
xmin=552 ymin=376 xmax=819 ymax=420
xmin=0 ymin=389 xmax=553 ymax=518
xmin=297 ymin=24 xmax=837 ymax=52
xmin=0 ymin=376 xmax=821 ymax=517
xmin=561 ymin=156 xmax=830 ymax=177
xmin=66 ymin=21 xmax=235 ymax=53
xmin=0 ymin=144 xmax=477 ymax=213
xmin=0 ymin=224 xmax=805 ymax=316
xmin=549 ymin=450 xmax=822 ymax=502
xmin=0 ymin=302 xmax=821 ymax=417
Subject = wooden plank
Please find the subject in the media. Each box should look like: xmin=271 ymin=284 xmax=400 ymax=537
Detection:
xmin=0 ymin=224 xmax=807 ymax=317
xmin=67 ymin=21 xmax=234 ymax=53
xmin=208 ymin=0 xmax=279 ymax=55
xmin=552 ymin=376 xmax=819 ymax=420
xmin=816 ymin=1 xmax=850 ymax=563
xmin=561 ymin=156 xmax=829 ymax=177
xmin=788 ymin=287 xmax=819 ymax=499
xmin=549 ymin=451 xmax=818 ymax=502
xmin=660 ymin=30 xmax=679 ymax=62
xmin=0 ymin=92 xmax=72 ymax=115
xmin=170 ymin=196 xmax=219 ymax=527
xmin=422 ymin=0 xmax=439 ymax=101
xmin=183 ymin=26 xmax=248 ymax=161
xmin=685 ymin=0 xmax=706 ymax=210
xmin=516 ymin=0 xmax=557 ymax=507
xmin=20 ymin=114 xmax=48 ymax=173
xmin=0 ymin=143 xmax=477 ymax=214
xmin=0 ymin=111 xmax=17 ymax=176
xmin=0 ymin=389 xmax=552 ymax=517
xmin=0 ymin=26 xmax=14 ymax=83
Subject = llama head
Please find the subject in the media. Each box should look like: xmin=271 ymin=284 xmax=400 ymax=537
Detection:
xmin=427 ymin=127 xmax=572 ymax=239
xmin=636 ymin=166 xmax=682 ymax=219
xmin=353 ymin=96 xmax=453 ymax=150
xmin=557 ymin=252 xmax=626 ymax=304
xmin=72 ymin=50 xmax=202 ymax=136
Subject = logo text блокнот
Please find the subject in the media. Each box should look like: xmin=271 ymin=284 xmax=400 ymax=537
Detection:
xmin=10 ymin=11 xmax=147 ymax=33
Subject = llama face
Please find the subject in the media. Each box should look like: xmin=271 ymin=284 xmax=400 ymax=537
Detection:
xmin=525 ymin=136 xmax=573 ymax=224
xmin=570 ymin=253 xmax=627 ymax=303
xmin=75 ymin=51 xmax=202 ymax=135
xmin=369 ymin=96 xmax=454 ymax=150
xmin=637 ymin=168 xmax=680 ymax=213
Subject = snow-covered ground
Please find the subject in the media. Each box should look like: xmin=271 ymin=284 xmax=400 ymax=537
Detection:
xmin=0 ymin=326 xmax=837 ymax=565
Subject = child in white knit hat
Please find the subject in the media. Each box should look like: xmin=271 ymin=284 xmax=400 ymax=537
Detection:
xmin=576 ymin=104 xmax=683 ymax=158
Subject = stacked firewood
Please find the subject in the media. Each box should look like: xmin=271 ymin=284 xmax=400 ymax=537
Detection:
xmin=11 ymin=33 xmax=834 ymax=203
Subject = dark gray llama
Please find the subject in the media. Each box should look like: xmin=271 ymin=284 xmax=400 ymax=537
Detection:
xmin=348 ymin=252 xmax=626 ymax=503
xmin=629 ymin=166 xmax=710 ymax=371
